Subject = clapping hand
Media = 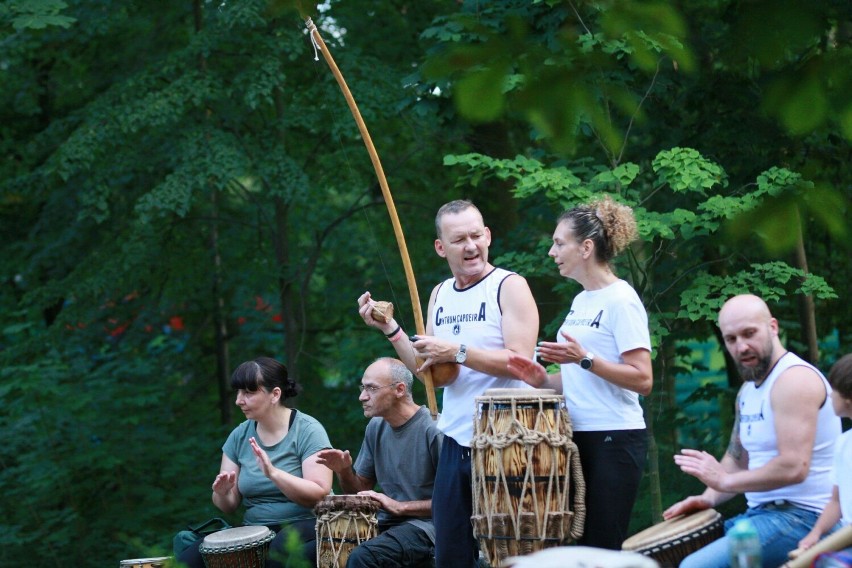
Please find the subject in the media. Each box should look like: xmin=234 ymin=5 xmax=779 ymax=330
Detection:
xmin=212 ymin=470 xmax=237 ymax=495
xmin=249 ymin=437 xmax=276 ymax=478
xmin=315 ymin=449 xmax=353 ymax=474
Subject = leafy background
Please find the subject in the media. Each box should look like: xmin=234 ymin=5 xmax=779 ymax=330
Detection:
xmin=1 ymin=0 xmax=849 ymax=565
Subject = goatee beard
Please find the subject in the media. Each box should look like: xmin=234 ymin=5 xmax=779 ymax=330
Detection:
xmin=737 ymin=353 xmax=772 ymax=383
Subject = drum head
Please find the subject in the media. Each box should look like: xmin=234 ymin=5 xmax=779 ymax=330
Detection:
xmin=201 ymin=525 xmax=273 ymax=549
xmin=623 ymin=509 xmax=721 ymax=551
xmin=315 ymin=494 xmax=379 ymax=515
xmin=481 ymin=388 xmax=557 ymax=398
xmin=119 ymin=558 xmax=171 ymax=568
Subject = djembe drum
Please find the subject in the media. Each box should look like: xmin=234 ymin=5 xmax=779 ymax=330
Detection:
xmin=119 ymin=558 xmax=172 ymax=568
xmin=622 ymin=509 xmax=723 ymax=567
xmin=315 ymin=495 xmax=379 ymax=568
xmin=198 ymin=525 xmax=275 ymax=568
xmin=471 ymin=388 xmax=586 ymax=567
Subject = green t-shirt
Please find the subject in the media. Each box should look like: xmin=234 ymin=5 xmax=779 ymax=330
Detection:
xmin=223 ymin=410 xmax=331 ymax=525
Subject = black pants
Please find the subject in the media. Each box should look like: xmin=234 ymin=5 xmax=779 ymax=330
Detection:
xmin=433 ymin=437 xmax=479 ymax=568
xmin=345 ymin=522 xmax=434 ymax=567
xmin=573 ymin=429 xmax=648 ymax=550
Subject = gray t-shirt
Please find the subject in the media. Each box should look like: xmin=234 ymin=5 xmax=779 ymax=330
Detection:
xmin=354 ymin=406 xmax=443 ymax=541
xmin=223 ymin=410 xmax=331 ymax=525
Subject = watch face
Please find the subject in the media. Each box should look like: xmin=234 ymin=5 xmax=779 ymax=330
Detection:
xmin=455 ymin=345 xmax=467 ymax=363
xmin=580 ymin=358 xmax=592 ymax=370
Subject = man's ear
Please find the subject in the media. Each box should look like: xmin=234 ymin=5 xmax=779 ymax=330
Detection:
xmin=434 ymin=238 xmax=446 ymax=258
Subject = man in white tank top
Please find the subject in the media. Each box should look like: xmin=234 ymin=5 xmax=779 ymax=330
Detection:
xmin=664 ymin=294 xmax=841 ymax=567
xmin=357 ymin=200 xmax=539 ymax=568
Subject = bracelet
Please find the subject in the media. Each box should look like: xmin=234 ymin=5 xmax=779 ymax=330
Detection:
xmin=388 ymin=329 xmax=405 ymax=343
xmin=384 ymin=325 xmax=401 ymax=338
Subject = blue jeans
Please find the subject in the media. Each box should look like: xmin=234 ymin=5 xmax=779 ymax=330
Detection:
xmin=680 ymin=502 xmax=821 ymax=568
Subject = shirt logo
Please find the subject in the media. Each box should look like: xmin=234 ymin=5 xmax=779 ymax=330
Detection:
xmin=435 ymin=302 xmax=486 ymax=327
xmin=740 ymin=400 xmax=765 ymax=437
xmin=564 ymin=309 xmax=603 ymax=329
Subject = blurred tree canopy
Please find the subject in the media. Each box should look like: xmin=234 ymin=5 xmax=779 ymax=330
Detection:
xmin=0 ymin=0 xmax=849 ymax=565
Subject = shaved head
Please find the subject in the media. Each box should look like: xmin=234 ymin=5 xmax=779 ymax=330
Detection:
xmin=719 ymin=294 xmax=772 ymax=328
xmin=718 ymin=294 xmax=780 ymax=384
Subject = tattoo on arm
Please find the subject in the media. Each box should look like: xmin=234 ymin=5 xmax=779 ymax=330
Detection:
xmin=727 ymin=409 xmax=743 ymax=462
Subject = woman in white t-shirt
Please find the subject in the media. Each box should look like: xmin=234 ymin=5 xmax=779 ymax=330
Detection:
xmin=508 ymin=195 xmax=652 ymax=550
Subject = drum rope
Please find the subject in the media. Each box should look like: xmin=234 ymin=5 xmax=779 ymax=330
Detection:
xmin=471 ymin=394 xmax=587 ymax=561
xmin=316 ymin=509 xmax=378 ymax=567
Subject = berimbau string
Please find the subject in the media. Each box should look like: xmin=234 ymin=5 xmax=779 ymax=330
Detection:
xmin=304 ymin=16 xmax=413 ymax=349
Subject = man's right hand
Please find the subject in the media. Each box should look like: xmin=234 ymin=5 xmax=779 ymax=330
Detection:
xmin=357 ymin=291 xmax=396 ymax=334
xmin=315 ymin=448 xmax=353 ymax=474
xmin=662 ymin=495 xmax=713 ymax=520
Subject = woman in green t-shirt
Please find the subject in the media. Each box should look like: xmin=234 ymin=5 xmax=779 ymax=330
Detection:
xmin=178 ymin=357 xmax=333 ymax=568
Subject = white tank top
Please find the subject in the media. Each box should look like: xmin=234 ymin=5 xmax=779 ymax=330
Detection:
xmin=740 ymin=352 xmax=841 ymax=512
xmin=432 ymin=267 xmax=530 ymax=446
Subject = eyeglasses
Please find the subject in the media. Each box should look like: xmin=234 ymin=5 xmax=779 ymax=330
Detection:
xmin=358 ymin=382 xmax=399 ymax=393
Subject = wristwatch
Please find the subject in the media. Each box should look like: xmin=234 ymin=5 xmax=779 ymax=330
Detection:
xmin=579 ymin=351 xmax=595 ymax=370
xmin=454 ymin=344 xmax=467 ymax=364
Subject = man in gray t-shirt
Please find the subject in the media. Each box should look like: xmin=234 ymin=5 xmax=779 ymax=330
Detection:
xmin=317 ymin=358 xmax=443 ymax=567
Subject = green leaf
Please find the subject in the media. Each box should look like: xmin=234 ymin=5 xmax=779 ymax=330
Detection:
xmin=454 ymin=65 xmax=507 ymax=122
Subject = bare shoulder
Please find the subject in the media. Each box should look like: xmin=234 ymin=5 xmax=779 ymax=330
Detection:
xmin=500 ymin=273 xmax=535 ymax=303
xmin=771 ymin=364 xmax=826 ymax=406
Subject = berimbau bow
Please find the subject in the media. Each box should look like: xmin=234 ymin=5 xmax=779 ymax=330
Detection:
xmin=305 ymin=17 xmax=438 ymax=418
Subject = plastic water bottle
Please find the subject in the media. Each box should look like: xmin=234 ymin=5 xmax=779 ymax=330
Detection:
xmin=728 ymin=518 xmax=761 ymax=567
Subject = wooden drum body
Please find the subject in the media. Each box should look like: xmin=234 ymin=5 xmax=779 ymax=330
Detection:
xmin=315 ymin=495 xmax=379 ymax=568
xmin=471 ymin=388 xmax=586 ymax=567
xmin=622 ymin=509 xmax=723 ymax=567
xmin=198 ymin=526 xmax=275 ymax=568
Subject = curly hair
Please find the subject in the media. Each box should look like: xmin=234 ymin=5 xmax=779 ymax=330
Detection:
xmin=828 ymin=353 xmax=852 ymax=399
xmin=557 ymin=194 xmax=638 ymax=262
xmin=230 ymin=356 xmax=301 ymax=402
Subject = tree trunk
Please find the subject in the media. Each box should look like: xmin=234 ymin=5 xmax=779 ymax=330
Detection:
xmin=211 ymin=186 xmax=232 ymax=426
xmin=794 ymin=209 xmax=819 ymax=364
xmin=195 ymin=0 xmax=232 ymax=424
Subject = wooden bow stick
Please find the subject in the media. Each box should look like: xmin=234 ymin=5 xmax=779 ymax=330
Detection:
xmin=305 ymin=17 xmax=438 ymax=418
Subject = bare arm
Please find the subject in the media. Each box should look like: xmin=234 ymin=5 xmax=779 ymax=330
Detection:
xmin=536 ymin=332 xmax=652 ymax=396
xmin=358 ymin=490 xmax=433 ymax=517
xmin=713 ymin=367 xmax=824 ymax=493
xmin=252 ymin=438 xmax=332 ymax=508
xmin=211 ymin=453 xmax=242 ymax=514
xmin=411 ymin=275 xmax=539 ymax=379
xmin=664 ymin=391 xmax=747 ymax=518
xmin=315 ymin=449 xmax=374 ymax=494
xmin=799 ymin=486 xmax=841 ymax=550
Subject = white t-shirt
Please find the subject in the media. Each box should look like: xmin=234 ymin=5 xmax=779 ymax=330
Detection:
xmin=557 ymin=279 xmax=651 ymax=431
xmin=833 ymin=429 xmax=852 ymax=526
xmin=432 ymin=267 xmax=531 ymax=446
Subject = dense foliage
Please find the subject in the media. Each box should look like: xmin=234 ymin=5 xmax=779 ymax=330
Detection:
xmin=1 ymin=0 xmax=849 ymax=565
